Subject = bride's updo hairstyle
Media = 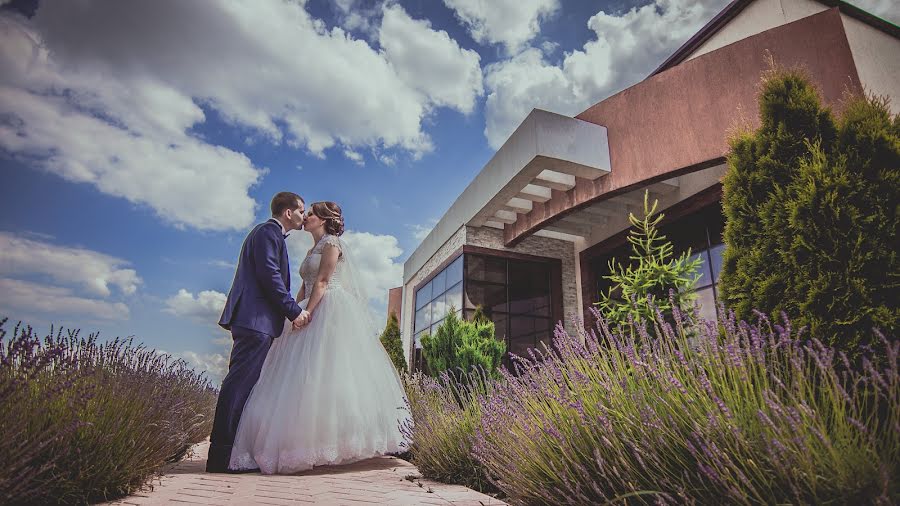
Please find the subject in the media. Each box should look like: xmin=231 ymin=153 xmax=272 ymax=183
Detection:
xmin=311 ymin=201 xmax=345 ymax=236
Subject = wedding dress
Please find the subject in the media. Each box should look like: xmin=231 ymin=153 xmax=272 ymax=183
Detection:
xmin=229 ymin=234 xmax=410 ymax=474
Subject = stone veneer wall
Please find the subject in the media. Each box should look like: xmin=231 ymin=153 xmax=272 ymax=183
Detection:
xmin=465 ymin=226 xmax=579 ymax=336
xmin=401 ymin=225 xmax=467 ymax=364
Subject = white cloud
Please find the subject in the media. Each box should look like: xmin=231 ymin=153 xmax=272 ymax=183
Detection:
xmin=407 ymin=219 xmax=437 ymax=242
xmin=0 ymin=231 xmax=141 ymax=297
xmin=380 ymin=4 xmax=484 ymax=114
xmin=164 ymin=288 xmax=231 ymax=384
xmin=443 ymin=0 xmax=559 ymax=54
xmin=164 ymin=289 xmax=227 ymax=321
xmin=343 ymin=148 xmax=364 ymax=166
xmin=0 ymin=1 xmax=484 ymax=230
xmin=482 ymin=0 xmax=729 ymax=149
xmin=0 ymin=278 xmax=130 ymax=320
xmin=179 ymin=349 xmax=229 ymax=385
xmin=208 ymin=259 xmax=236 ymax=269
xmin=332 ymin=0 xmax=381 ymax=38
xmin=0 ymin=17 xmax=262 ymax=231
xmin=540 ymin=40 xmax=560 ymax=56
xmin=286 ymin=229 xmax=402 ymax=306
xmin=340 ymin=231 xmax=404 ymax=304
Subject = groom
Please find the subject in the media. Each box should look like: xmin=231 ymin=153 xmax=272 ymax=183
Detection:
xmin=207 ymin=191 xmax=311 ymax=473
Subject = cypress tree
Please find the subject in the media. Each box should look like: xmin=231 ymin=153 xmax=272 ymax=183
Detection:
xmin=379 ymin=312 xmax=407 ymax=374
xmin=720 ymin=64 xmax=899 ymax=360
xmin=421 ymin=308 xmax=505 ymax=379
xmin=719 ymin=67 xmax=836 ymax=321
xmin=786 ymin=94 xmax=899 ymax=358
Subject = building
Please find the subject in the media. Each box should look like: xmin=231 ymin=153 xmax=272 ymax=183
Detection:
xmin=398 ymin=0 xmax=900 ymax=371
xmin=386 ymin=286 xmax=402 ymax=324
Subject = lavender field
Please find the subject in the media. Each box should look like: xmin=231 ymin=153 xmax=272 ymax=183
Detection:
xmin=0 ymin=318 xmax=217 ymax=505
xmin=403 ymin=306 xmax=899 ymax=505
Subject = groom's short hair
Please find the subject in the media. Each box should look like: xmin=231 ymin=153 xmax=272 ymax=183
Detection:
xmin=271 ymin=192 xmax=304 ymax=217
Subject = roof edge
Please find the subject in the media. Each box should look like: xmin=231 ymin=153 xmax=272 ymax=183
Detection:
xmin=650 ymin=0 xmax=900 ymax=77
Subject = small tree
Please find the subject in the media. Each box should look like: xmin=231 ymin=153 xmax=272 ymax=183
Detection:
xmin=421 ymin=308 xmax=505 ymax=379
xmin=595 ymin=191 xmax=701 ymax=327
xmin=380 ymin=312 xmax=407 ymax=374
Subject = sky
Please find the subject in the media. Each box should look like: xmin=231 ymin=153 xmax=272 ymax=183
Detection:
xmin=1 ymin=0 xmax=896 ymax=383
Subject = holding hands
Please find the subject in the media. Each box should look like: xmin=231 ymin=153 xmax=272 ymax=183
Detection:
xmin=292 ymin=309 xmax=311 ymax=330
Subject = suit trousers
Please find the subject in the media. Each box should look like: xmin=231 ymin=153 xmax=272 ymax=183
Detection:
xmin=206 ymin=325 xmax=274 ymax=472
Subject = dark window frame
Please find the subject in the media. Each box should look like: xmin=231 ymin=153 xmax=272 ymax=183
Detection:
xmin=411 ymin=246 xmax=562 ymax=373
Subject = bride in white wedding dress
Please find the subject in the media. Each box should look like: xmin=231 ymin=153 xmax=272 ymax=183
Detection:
xmin=229 ymin=201 xmax=410 ymax=474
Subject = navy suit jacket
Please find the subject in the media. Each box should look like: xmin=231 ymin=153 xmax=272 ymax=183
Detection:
xmin=218 ymin=219 xmax=302 ymax=337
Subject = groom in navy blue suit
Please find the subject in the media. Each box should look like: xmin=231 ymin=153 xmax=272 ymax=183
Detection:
xmin=207 ymin=192 xmax=311 ymax=473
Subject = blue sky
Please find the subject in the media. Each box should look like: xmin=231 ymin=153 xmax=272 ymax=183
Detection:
xmin=1 ymin=0 xmax=894 ymax=382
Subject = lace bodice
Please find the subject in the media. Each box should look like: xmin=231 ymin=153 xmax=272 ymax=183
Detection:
xmin=298 ymin=235 xmax=344 ymax=289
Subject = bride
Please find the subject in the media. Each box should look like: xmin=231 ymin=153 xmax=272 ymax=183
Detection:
xmin=229 ymin=201 xmax=410 ymax=474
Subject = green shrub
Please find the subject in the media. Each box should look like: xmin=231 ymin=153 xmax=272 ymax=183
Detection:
xmin=420 ymin=308 xmax=505 ymax=379
xmin=785 ymin=94 xmax=900 ymax=360
xmin=380 ymin=312 xmax=407 ymax=374
xmin=0 ymin=318 xmax=217 ymax=504
xmin=720 ymin=64 xmax=899 ymax=360
xmin=595 ymin=190 xmax=701 ymax=326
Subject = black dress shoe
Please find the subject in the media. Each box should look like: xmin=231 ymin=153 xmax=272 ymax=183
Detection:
xmin=206 ymin=462 xmax=229 ymax=473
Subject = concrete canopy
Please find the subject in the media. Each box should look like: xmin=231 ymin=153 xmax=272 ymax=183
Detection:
xmin=402 ymin=109 xmax=610 ymax=284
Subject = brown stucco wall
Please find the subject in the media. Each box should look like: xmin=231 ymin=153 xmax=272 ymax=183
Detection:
xmin=387 ymin=286 xmax=402 ymax=324
xmin=506 ymin=8 xmax=861 ymax=246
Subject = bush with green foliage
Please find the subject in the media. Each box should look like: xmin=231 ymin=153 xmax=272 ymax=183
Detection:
xmin=380 ymin=311 xmax=407 ymax=374
xmin=420 ymin=308 xmax=505 ymax=379
xmin=720 ymin=65 xmax=899 ymax=359
xmin=595 ymin=191 xmax=701 ymax=327
xmin=0 ymin=318 xmax=216 ymax=505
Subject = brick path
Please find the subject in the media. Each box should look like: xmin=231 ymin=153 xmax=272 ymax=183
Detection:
xmin=104 ymin=441 xmax=506 ymax=506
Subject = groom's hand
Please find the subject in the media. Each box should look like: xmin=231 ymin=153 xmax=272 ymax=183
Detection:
xmin=292 ymin=310 xmax=310 ymax=330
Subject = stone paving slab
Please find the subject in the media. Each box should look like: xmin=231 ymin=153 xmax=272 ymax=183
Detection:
xmin=103 ymin=441 xmax=506 ymax=506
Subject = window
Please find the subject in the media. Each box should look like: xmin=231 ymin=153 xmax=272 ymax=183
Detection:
xmin=412 ymin=255 xmax=464 ymax=348
xmin=463 ymin=253 xmax=556 ymax=370
xmin=413 ymin=252 xmax=559 ymax=373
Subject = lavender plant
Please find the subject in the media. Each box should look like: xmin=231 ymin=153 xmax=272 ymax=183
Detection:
xmin=401 ymin=368 xmax=498 ymax=493
xmin=473 ymin=306 xmax=898 ymax=505
xmin=0 ymin=318 xmax=217 ymax=504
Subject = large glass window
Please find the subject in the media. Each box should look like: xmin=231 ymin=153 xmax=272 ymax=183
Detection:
xmin=413 ymin=255 xmax=464 ymax=351
xmin=413 ymin=251 xmax=559 ymax=373
xmin=463 ymin=254 xmax=556 ymax=370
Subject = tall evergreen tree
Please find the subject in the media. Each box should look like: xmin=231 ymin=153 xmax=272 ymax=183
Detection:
xmin=785 ymin=95 xmax=899 ymax=357
xmin=470 ymin=305 xmax=491 ymax=326
xmin=380 ymin=312 xmax=407 ymax=374
xmin=719 ymin=66 xmax=836 ymax=321
xmin=720 ymin=64 xmax=899 ymax=359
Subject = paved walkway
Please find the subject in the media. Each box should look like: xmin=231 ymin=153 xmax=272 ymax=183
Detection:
xmin=104 ymin=441 xmax=506 ymax=506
